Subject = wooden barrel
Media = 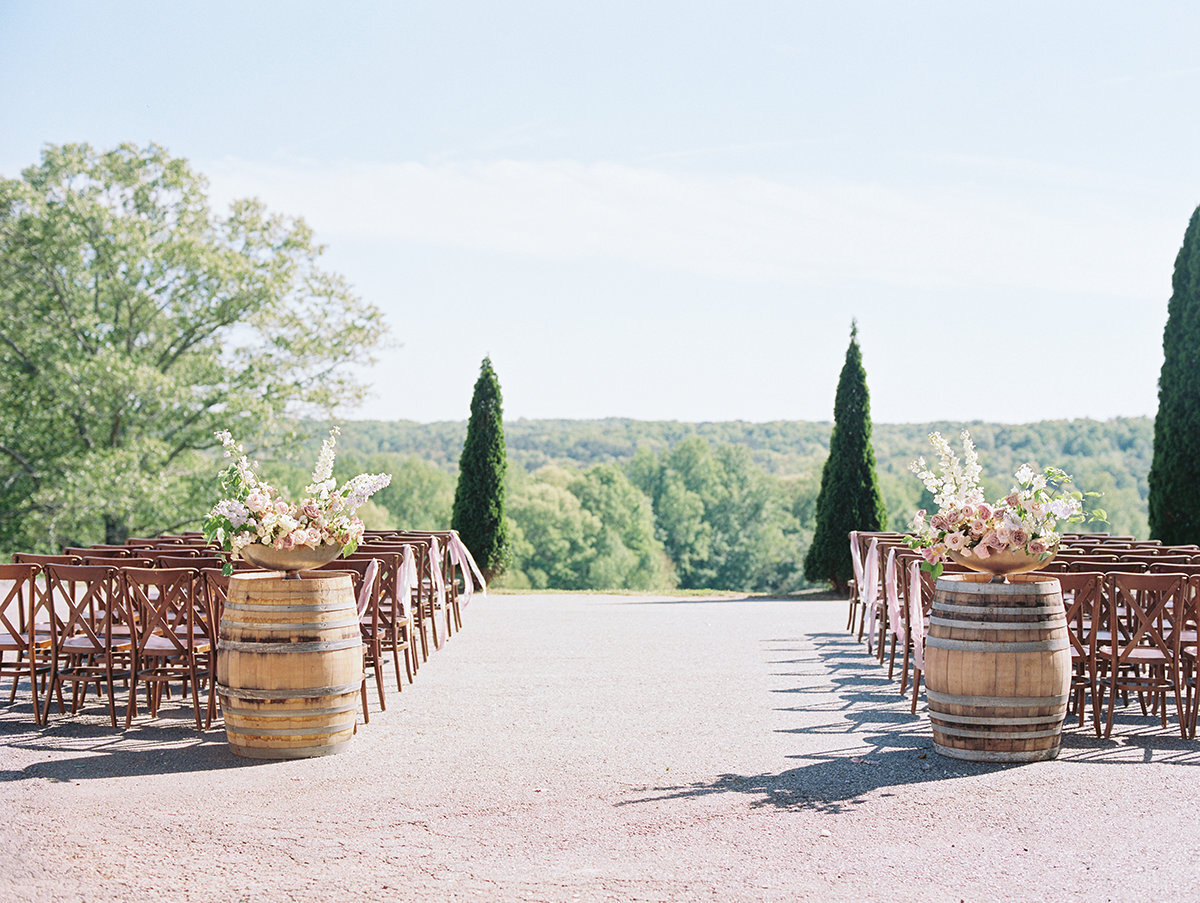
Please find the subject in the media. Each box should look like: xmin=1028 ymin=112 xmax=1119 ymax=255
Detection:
xmin=217 ymin=572 xmax=362 ymax=759
xmin=925 ymin=573 xmax=1070 ymax=763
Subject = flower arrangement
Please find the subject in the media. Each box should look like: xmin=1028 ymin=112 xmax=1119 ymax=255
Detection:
xmin=907 ymin=430 xmax=1104 ymax=576
xmin=203 ymin=428 xmax=391 ymax=575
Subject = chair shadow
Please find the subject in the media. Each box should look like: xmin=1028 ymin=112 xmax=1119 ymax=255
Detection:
xmin=620 ymin=629 xmax=1200 ymax=813
xmin=0 ymin=697 xmax=266 ymax=782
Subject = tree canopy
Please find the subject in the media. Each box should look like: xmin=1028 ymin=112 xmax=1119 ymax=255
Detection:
xmin=451 ymin=356 xmax=511 ymax=578
xmin=1149 ymin=205 xmax=1200 ymax=544
xmin=0 ymin=142 xmax=385 ymax=548
xmin=804 ymin=322 xmax=887 ymax=589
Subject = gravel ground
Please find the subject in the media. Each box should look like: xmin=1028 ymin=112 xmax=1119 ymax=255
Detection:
xmin=1 ymin=591 xmax=1198 ymax=902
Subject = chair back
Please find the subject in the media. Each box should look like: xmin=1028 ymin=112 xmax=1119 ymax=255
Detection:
xmin=13 ymin=552 xmax=82 ymax=566
xmin=122 ymin=567 xmax=200 ymax=653
xmin=1101 ymin=572 xmax=1186 ymax=665
xmin=0 ymin=562 xmax=44 ymax=647
xmin=44 ymin=563 xmax=126 ymax=649
xmin=82 ymin=556 xmax=155 ymax=568
xmin=63 ymin=546 xmax=130 ymax=559
xmin=1052 ymin=571 xmax=1103 ymax=664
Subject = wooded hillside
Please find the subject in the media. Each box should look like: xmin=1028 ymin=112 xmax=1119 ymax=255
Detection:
xmin=320 ymin=417 xmax=1149 ymax=592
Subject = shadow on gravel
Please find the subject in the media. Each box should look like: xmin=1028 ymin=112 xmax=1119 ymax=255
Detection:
xmin=621 ymin=632 xmax=1018 ymax=813
xmin=0 ymin=704 xmax=264 ymax=783
xmin=621 ymin=629 xmax=1200 ymax=814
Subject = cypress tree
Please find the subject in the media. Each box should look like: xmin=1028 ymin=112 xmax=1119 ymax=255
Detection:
xmin=452 ymin=356 xmax=512 ymax=579
xmin=803 ymin=322 xmax=887 ymax=591
xmin=1149 ymin=206 xmax=1200 ymax=544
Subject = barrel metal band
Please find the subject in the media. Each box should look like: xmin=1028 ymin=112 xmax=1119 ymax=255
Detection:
xmin=224 ymin=601 xmax=351 ymax=613
xmin=220 ymin=618 xmax=359 ymax=632
xmin=933 ymin=743 xmax=1060 ymax=763
xmin=224 ymin=703 xmax=359 ymax=718
xmin=929 ymin=712 xmax=1066 ymax=726
xmin=926 ymin=637 xmax=1069 ymax=653
xmin=929 ymin=616 xmax=1066 ymax=631
xmin=926 ymin=690 xmax=1070 ymax=708
xmin=934 ymin=603 xmax=1065 ymax=616
xmin=224 ymin=721 xmax=356 ymax=738
xmin=932 ymin=725 xmax=1064 ymax=739
xmin=218 ymin=682 xmax=362 ymax=700
xmin=218 ymin=637 xmax=363 ymax=654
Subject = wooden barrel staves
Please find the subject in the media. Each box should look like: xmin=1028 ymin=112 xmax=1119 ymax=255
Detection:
xmin=217 ymin=572 xmax=362 ymax=759
xmin=925 ymin=574 xmax=1070 ymax=763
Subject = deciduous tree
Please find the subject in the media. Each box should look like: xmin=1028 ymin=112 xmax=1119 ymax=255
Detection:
xmin=0 ymin=143 xmax=384 ymax=549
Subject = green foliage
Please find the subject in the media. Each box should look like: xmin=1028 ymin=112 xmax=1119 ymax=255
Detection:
xmin=0 ymin=142 xmax=384 ymax=550
xmin=1149 ymin=206 xmax=1200 ymax=544
xmin=804 ymin=324 xmax=888 ymax=588
xmin=360 ymin=454 xmax=454 ymax=530
xmin=628 ymin=438 xmax=807 ymax=592
xmin=451 ymin=357 xmax=512 ymax=577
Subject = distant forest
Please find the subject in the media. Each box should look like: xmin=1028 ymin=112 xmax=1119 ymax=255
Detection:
xmin=293 ymin=417 xmax=1149 ymax=594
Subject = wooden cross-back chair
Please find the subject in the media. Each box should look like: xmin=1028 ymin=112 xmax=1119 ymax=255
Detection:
xmin=355 ymin=540 xmax=438 ymax=658
xmin=1092 ymin=572 xmax=1189 ymax=738
xmin=345 ymin=549 xmax=418 ymax=684
xmin=1048 ymin=571 xmax=1103 ymax=727
xmin=43 ymin=563 xmax=134 ymax=728
xmin=121 ymin=567 xmax=214 ymax=730
xmin=0 ymin=563 xmax=54 ymax=723
xmin=314 ymin=558 xmax=384 ymax=724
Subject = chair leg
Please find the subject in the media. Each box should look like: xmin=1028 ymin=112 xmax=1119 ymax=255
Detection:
xmin=910 ymin=669 xmax=922 ymax=714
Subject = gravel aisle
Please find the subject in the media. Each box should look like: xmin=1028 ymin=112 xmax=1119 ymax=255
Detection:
xmin=1 ymin=592 xmax=1197 ymax=902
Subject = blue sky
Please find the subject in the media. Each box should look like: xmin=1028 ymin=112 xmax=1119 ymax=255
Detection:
xmin=3 ymin=2 xmax=1198 ymax=424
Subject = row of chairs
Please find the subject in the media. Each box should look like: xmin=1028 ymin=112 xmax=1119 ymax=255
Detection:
xmin=847 ymin=531 xmax=1200 ymax=739
xmin=0 ymin=529 xmax=485 ymax=730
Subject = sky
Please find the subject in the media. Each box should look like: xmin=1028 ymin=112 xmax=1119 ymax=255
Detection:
xmin=2 ymin=2 xmax=1198 ymax=425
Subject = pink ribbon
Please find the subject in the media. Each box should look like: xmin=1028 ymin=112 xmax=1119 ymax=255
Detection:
xmin=429 ymin=538 xmax=446 ymax=651
xmin=396 ymin=546 xmax=417 ymax=621
xmin=885 ymin=548 xmax=905 ymax=643
xmin=909 ymin=560 xmax=926 ymax=670
xmin=848 ymin=531 xmax=864 ymax=599
xmin=446 ymin=531 xmax=487 ymax=608
xmin=863 ymin=538 xmax=881 ymax=642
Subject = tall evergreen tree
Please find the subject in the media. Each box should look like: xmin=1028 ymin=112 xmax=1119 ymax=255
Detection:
xmin=1149 ymin=206 xmax=1200 ymax=544
xmin=803 ymin=322 xmax=887 ymax=590
xmin=452 ymin=357 xmax=511 ymax=578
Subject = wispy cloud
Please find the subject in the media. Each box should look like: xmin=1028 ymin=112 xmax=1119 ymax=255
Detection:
xmin=205 ymin=156 xmax=1177 ymax=298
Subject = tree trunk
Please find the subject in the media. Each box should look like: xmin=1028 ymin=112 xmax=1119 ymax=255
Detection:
xmin=104 ymin=515 xmax=127 ymax=545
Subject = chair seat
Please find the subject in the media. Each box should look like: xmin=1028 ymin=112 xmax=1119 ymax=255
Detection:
xmin=0 ymin=635 xmax=52 ymax=651
xmin=140 ymin=634 xmax=212 ymax=655
xmin=1097 ymin=645 xmax=1171 ymax=665
xmin=60 ymin=635 xmax=132 ymax=653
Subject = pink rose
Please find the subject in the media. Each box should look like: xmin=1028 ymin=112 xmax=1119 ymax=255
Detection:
xmin=1029 ymin=539 xmax=1048 ymax=555
xmin=977 ymin=503 xmax=993 ymax=520
xmin=1005 ymin=492 xmax=1021 ymax=508
xmin=945 ymin=531 xmax=967 ymax=551
xmin=278 ymin=532 xmax=296 ymax=550
xmin=973 ymin=544 xmax=991 ymax=559
xmin=1011 ymin=527 xmax=1029 ymax=546
xmin=960 ymin=504 xmax=976 ymax=520
xmin=930 ymin=514 xmax=949 ymax=531
xmin=305 ymin=527 xmax=322 ymax=547
xmin=302 ymin=499 xmax=321 ymax=520
xmin=970 ymin=519 xmax=986 ymax=536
